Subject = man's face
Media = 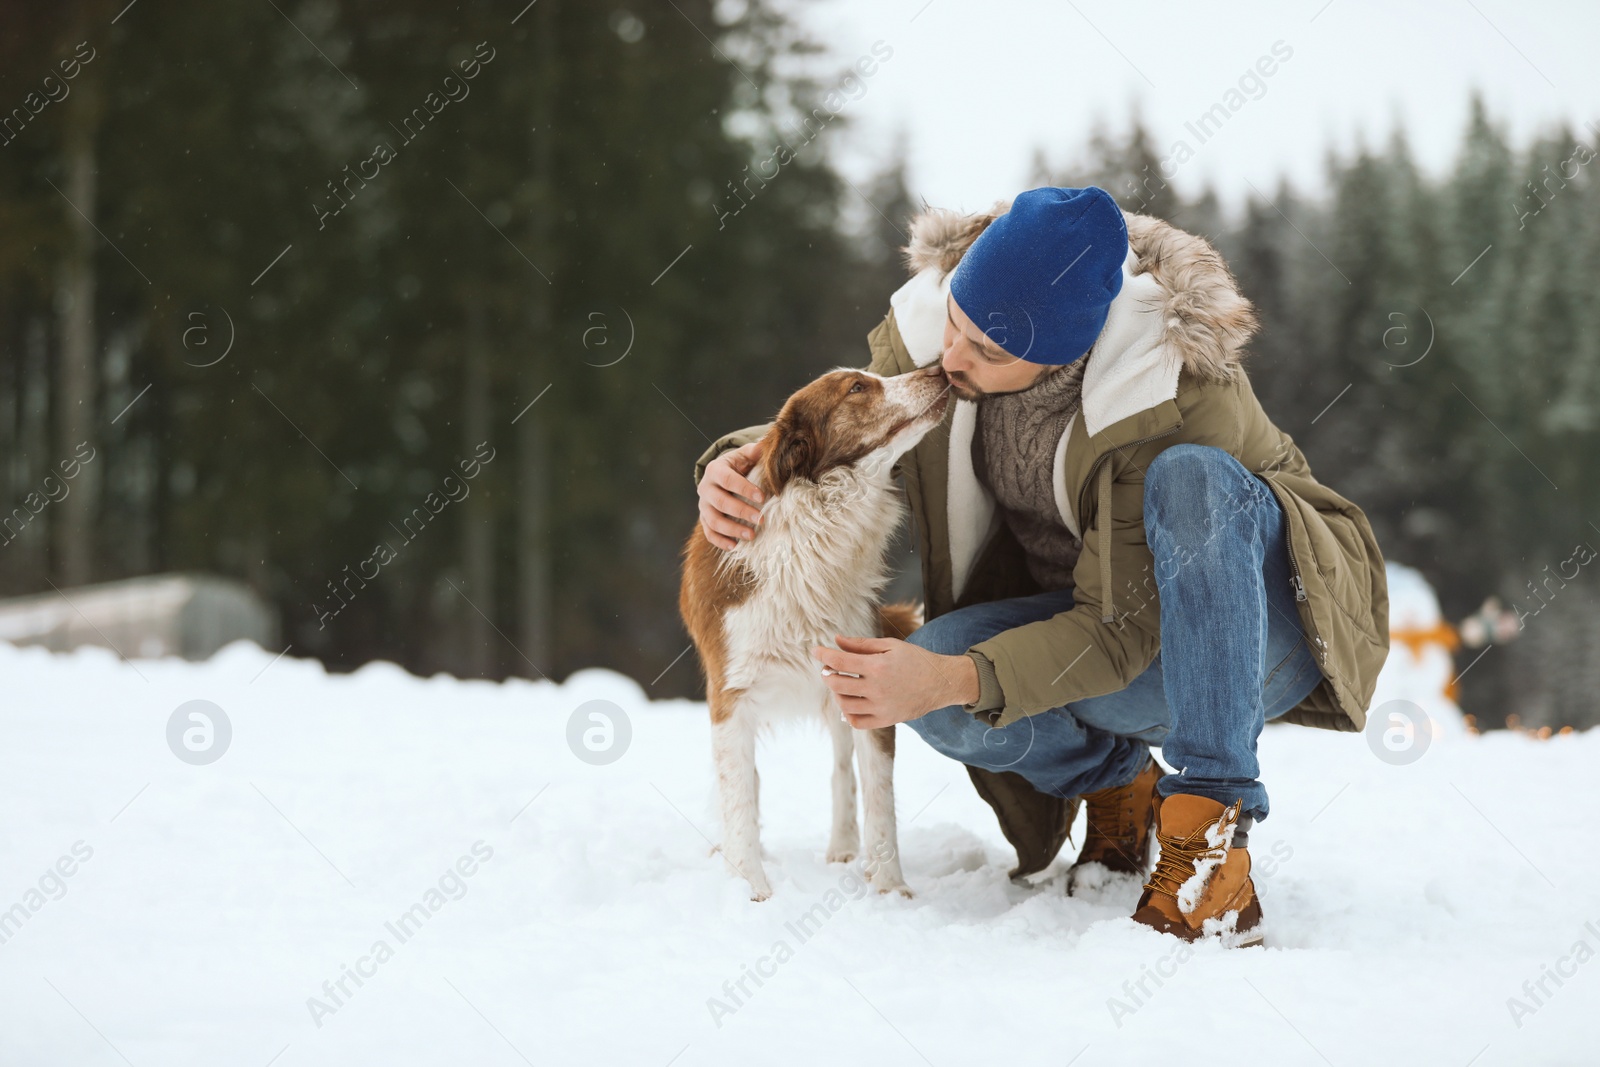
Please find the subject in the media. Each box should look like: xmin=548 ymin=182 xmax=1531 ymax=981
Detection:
xmin=940 ymin=293 xmax=1050 ymax=400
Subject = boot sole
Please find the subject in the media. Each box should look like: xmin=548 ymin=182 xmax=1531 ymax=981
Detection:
xmin=1219 ymin=895 xmax=1266 ymax=949
xmin=1133 ymin=894 xmax=1266 ymax=948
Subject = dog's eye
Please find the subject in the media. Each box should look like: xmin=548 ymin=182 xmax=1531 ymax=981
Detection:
xmin=848 ymin=381 xmax=865 ymax=394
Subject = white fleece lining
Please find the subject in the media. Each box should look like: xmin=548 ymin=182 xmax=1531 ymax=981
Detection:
xmin=1053 ymin=411 xmax=1080 ymax=540
xmin=888 ymin=267 xmax=951 ymax=368
xmin=1080 ymin=253 xmax=1184 ymax=438
xmin=889 ymin=265 xmax=993 ymax=602
xmin=946 ymin=398 xmax=993 ymax=602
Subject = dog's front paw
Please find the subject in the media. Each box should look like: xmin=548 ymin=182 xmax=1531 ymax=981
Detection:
xmin=875 ymin=882 xmax=914 ymax=899
xmin=748 ymin=882 xmax=773 ymax=902
xmin=826 ymin=826 xmax=860 ymax=865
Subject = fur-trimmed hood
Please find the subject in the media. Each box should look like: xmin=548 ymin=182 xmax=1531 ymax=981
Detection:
xmin=901 ymin=201 xmax=1258 ymax=384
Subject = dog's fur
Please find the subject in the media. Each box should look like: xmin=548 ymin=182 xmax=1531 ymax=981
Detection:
xmin=680 ymin=365 xmax=950 ymax=900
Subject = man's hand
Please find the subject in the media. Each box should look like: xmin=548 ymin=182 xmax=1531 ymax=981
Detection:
xmin=812 ymin=636 xmax=980 ymax=730
xmin=698 ymin=441 xmax=765 ymax=550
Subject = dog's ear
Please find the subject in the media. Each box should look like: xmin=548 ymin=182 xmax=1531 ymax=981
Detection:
xmin=763 ymin=422 xmax=816 ymax=495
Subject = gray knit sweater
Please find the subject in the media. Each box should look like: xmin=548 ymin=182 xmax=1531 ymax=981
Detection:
xmin=962 ymin=359 xmax=1089 ymax=715
xmin=974 ymin=359 xmax=1088 ymax=589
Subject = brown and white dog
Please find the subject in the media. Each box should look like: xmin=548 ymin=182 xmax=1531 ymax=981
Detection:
xmin=679 ymin=365 xmax=950 ymax=900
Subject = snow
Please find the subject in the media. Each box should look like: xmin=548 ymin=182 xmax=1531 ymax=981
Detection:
xmin=2 ymin=579 xmax=1596 ymax=1066
xmin=1172 ymin=805 xmax=1234 ymax=918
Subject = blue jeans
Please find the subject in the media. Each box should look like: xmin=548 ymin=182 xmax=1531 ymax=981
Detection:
xmin=905 ymin=444 xmax=1324 ymax=822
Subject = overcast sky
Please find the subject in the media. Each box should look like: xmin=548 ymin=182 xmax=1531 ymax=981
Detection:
xmin=785 ymin=0 xmax=1600 ymax=221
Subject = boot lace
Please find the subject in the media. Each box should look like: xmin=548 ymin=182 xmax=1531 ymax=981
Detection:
xmin=1085 ymin=787 xmax=1134 ymax=842
xmin=1143 ymin=801 xmax=1241 ymax=900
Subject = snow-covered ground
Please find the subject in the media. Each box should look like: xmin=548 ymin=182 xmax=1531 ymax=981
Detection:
xmin=1 ymin=574 xmax=1595 ymax=1066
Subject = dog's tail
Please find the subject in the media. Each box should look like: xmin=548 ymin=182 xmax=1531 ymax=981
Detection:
xmin=876 ymin=601 xmax=924 ymax=641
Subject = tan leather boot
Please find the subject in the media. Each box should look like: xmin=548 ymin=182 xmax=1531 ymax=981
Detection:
xmin=1067 ymin=757 xmax=1163 ymax=893
xmin=1131 ymin=794 xmax=1264 ymax=947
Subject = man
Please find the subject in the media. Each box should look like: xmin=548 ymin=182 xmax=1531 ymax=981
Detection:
xmin=694 ymin=186 xmax=1387 ymax=944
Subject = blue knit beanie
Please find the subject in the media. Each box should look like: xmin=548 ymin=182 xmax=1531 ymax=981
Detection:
xmin=949 ymin=186 xmax=1129 ymax=365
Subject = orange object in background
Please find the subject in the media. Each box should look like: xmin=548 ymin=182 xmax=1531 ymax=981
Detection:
xmin=1390 ymin=620 xmax=1460 ymax=661
xmin=1389 ymin=620 xmax=1462 ymax=702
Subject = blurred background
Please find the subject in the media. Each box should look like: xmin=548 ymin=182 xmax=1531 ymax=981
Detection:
xmin=1 ymin=0 xmax=1597 ymax=732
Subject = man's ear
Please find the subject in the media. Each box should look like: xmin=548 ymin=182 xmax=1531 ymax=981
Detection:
xmin=764 ymin=425 xmax=815 ymax=494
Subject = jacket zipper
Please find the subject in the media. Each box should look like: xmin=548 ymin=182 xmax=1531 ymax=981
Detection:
xmin=1287 ymin=550 xmax=1329 ymax=665
xmin=1270 ymin=480 xmax=1330 ymax=666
